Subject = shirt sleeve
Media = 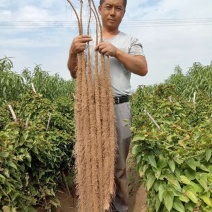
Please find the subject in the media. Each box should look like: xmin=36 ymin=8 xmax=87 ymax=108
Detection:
xmin=129 ymin=37 xmax=145 ymax=56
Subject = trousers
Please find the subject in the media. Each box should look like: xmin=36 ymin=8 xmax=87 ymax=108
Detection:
xmin=112 ymin=102 xmax=132 ymax=212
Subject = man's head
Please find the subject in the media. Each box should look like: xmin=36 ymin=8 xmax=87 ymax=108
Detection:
xmin=98 ymin=0 xmax=126 ymax=31
xmin=99 ymin=0 xmax=127 ymax=9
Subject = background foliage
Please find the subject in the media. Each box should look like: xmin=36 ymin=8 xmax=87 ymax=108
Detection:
xmin=0 ymin=57 xmax=75 ymax=105
xmin=0 ymin=57 xmax=211 ymax=211
xmin=0 ymin=58 xmax=75 ymax=211
xmin=131 ymin=62 xmax=212 ymax=212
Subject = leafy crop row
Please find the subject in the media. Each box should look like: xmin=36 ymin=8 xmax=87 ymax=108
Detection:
xmin=0 ymin=57 xmax=211 ymax=211
xmin=0 ymin=93 xmax=75 ymax=211
xmin=166 ymin=62 xmax=212 ymax=98
xmin=0 ymin=57 xmax=75 ymax=105
xmin=131 ymin=71 xmax=212 ymax=212
xmin=0 ymin=58 xmax=76 ymax=211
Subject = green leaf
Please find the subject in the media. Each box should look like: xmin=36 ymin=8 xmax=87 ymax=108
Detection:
xmin=190 ymin=182 xmax=203 ymax=193
xmin=155 ymin=169 xmax=161 ymax=179
xmin=199 ymin=164 xmax=209 ymax=172
xmin=206 ymin=149 xmax=212 ymax=162
xmin=200 ymin=194 xmax=212 ymax=206
xmin=196 ymin=173 xmax=208 ymax=190
xmin=136 ymin=154 xmax=142 ymax=164
xmin=3 ymin=169 xmax=10 ymax=178
xmin=148 ymin=155 xmax=157 ymax=168
xmin=208 ymin=164 xmax=212 ymax=174
xmin=153 ymin=180 xmax=160 ymax=192
xmin=174 ymin=167 xmax=181 ymax=181
xmin=139 ymin=164 xmax=148 ymax=177
xmin=0 ymin=151 xmax=9 ymax=158
xmin=183 ymin=185 xmax=196 ymax=194
xmin=163 ymin=190 xmax=174 ymax=211
xmin=25 ymin=152 xmax=32 ymax=162
xmin=180 ymin=175 xmax=191 ymax=185
xmin=185 ymin=190 xmax=198 ymax=203
xmin=173 ymin=155 xmax=183 ymax=165
xmin=173 ymin=198 xmax=185 ymax=212
xmin=2 ymin=206 xmax=11 ymax=212
xmin=168 ymin=160 xmax=175 ymax=173
xmin=178 ymin=140 xmax=186 ymax=148
xmin=158 ymin=184 xmax=166 ymax=202
xmin=132 ymin=135 xmax=145 ymax=142
xmin=146 ymin=172 xmax=156 ymax=191
xmin=8 ymin=161 xmax=17 ymax=170
xmin=155 ymin=195 xmax=161 ymax=212
xmin=179 ymin=194 xmax=189 ymax=203
xmin=132 ymin=145 xmax=140 ymax=155
xmin=166 ymin=174 xmax=181 ymax=192
xmin=11 ymin=207 xmax=17 ymax=212
xmin=158 ymin=156 xmax=168 ymax=170
xmin=0 ymin=174 xmax=6 ymax=180
xmin=184 ymin=169 xmax=196 ymax=181
xmin=186 ymin=158 xmax=196 ymax=171
xmin=49 ymin=198 xmax=60 ymax=207
xmin=185 ymin=202 xmax=195 ymax=211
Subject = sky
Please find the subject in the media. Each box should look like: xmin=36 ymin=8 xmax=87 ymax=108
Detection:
xmin=0 ymin=0 xmax=212 ymax=90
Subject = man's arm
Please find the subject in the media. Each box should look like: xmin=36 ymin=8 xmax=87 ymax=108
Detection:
xmin=67 ymin=35 xmax=92 ymax=79
xmin=115 ymin=50 xmax=147 ymax=76
xmin=68 ymin=52 xmax=78 ymax=79
xmin=95 ymin=42 xmax=148 ymax=76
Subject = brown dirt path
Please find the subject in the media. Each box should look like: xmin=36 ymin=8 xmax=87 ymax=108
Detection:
xmin=55 ymin=183 xmax=146 ymax=212
xmin=53 ymin=152 xmax=147 ymax=212
xmin=127 ymin=153 xmax=147 ymax=212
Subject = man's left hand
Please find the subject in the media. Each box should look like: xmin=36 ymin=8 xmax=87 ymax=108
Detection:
xmin=95 ymin=42 xmax=118 ymax=57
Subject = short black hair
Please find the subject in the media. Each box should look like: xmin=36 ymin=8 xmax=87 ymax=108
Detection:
xmin=99 ymin=0 xmax=127 ymax=9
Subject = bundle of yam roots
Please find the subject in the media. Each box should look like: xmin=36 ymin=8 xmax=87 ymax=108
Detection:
xmin=67 ymin=0 xmax=117 ymax=211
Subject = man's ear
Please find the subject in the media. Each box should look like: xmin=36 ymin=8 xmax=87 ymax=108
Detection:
xmin=98 ymin=5 xmax=102 ymax=15
xmin=121 ymin=9 xmax=125 ymax=18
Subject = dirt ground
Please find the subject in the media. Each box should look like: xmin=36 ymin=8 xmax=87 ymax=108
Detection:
xmin=127 ymin=156 xmax=147 ymax=212
xmin=54 ymin=154 xmax=147 ymax=212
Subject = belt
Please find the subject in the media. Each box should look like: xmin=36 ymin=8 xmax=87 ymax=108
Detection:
xmin=114 ymin=95 xmax=130 ymax=104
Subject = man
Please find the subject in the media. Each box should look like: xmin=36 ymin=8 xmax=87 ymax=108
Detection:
xmin=68 ymin=0 xmax=148 ymax=211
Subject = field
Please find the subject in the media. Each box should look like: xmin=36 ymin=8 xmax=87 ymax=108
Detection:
xmin=0 ymin=57 xmax=211 ymax=211
xmin=39 ymin=155 xmax=147 ymax=212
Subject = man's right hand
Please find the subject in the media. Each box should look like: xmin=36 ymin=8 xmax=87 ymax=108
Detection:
xmin=70 ymin=35 xmax=92 ymax=55
xmin=68 ymin=35 xmax=92 ymax=79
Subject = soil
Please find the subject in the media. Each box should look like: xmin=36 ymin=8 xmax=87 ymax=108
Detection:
xmin=53 ymin=153 xmax=147 ymax=212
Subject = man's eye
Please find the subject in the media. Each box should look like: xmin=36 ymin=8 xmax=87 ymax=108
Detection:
xmin=116 ymin=7 xmax=122 ymax=11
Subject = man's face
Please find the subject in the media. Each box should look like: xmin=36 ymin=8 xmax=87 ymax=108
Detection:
xmin=98 ymin=0 xmax=125 ymax=31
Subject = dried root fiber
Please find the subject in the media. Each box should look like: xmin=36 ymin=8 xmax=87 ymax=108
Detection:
xmin=67 ymin=0 xmax=117 ymax=211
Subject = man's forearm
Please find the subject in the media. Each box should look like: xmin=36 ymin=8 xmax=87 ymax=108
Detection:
xmin=115 ymin=49 xmax=148 ymax=76
xmin=67 ymin=52 xmax=78 ymax=79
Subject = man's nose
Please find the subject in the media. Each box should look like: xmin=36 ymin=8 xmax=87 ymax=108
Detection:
xmin=110 ymin=7 xmax=115 ymax=15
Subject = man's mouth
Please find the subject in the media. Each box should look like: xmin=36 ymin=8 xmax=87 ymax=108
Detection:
xmin=108 ymin=19 xmax=116 ymax=22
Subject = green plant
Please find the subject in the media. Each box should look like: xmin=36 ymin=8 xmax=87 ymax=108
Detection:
xmin=131 ymin=83 xmax=212 ymax=212
xmin=166 ymin=62 xmax=212 ymax=98
xmin=0 ymin=92 xmax=75 ymax=211
xmin=0 ymin=57 xmax=76 ymax=106
xmin=0 ymin=57 xmax=25 ymax=105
